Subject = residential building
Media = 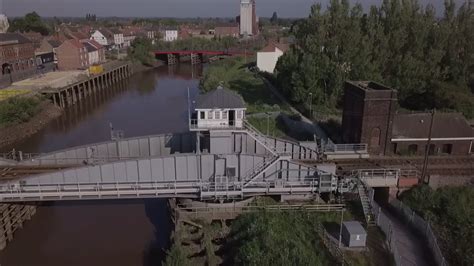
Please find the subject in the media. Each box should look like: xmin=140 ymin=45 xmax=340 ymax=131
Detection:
xmin=121 ymin=28 xmax=138 ymax=47
xmin=0 ymin=33 xmax=37 ymax=87
xmin=341 ymin=81 xmax=474 ymax=156
xmin=56 ymin=39 xmax=89 ymax=70
xmin=256 ymin=42 xmax=289 ymax=73
xmin=86 ymin=40 xmax=106 ymax=63
xmin=240 ymin=0 xmax=258 ymax=36
xmin=215 ymin=24 xmax=240 ymax=38
xmin=21 ymin=32 xmax=43 ymax=48
xmin=164 ymin=29 xmax=178 ymax=42
xmin=110 ymin=28 xmax=124 ymax=48
xmin=90 ymin=29 xmax=114 ymax=48
xmin=81 ymin=41 xmax=99 ymax=65
xmin=36 ymin=38 xmax=62 ymax=64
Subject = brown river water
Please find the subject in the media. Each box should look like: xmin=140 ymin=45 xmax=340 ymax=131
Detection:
xmin=0 ymin=64 xmax=203 ymax=266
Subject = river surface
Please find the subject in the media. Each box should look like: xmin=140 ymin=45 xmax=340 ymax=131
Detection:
xmin=0 ymin=64 xmax=203 ymax=266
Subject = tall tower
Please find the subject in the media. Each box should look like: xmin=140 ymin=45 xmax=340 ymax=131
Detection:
xmin=240 ymin=0 xmax=254 ymax=36
xmin=341 ymin=81 xmax=398 ymax=155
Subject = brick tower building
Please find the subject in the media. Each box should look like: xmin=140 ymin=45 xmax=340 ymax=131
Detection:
xmin=341 ymin=81 xmax=398 ymax=155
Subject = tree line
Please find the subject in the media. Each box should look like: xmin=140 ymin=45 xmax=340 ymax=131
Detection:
xmin=275 ymin=0 xmax=474 ymax=118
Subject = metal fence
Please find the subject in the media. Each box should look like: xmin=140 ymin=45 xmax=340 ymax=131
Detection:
xmin=324 ymin=143 xmax=368 ymax=153
xmin=369 ymin=195 xmax=405 ymax=266
xmin=391 ymin=199 xmax=447 ymax=266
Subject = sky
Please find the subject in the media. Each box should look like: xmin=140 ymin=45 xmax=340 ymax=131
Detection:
xmin=1 ymin=0 xmax=467 ymax=18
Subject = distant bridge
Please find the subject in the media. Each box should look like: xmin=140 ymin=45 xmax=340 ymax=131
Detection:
xmin=154 ymin=50 xmax=254 ymax=65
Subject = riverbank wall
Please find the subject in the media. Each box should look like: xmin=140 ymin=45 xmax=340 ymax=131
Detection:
xmin=42 ymin=62 xmax=132 ymax=109
xmin=0 ymin=204 xmax=36 ymax=250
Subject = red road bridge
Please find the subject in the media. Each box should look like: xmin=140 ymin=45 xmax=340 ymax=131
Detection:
xmin=154 ymin=50 xmax=253 ymax=65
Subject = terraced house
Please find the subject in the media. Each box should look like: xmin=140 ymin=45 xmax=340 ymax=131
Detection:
xmin=0 ymin=33 xmax=37 ymax=87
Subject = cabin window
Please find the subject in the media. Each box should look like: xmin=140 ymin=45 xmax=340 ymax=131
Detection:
xmin=208 ymin=111 xmax=213 ymax=119
xmin=200 ymin=111 xmax=205 ymax=119
xmin=442 ymin=144 xmax=453 ymax=154
xmin=226 ymin=167 xmax=236 ymax=177
xmin=222 ymin=111 xmax=228 ymax=119
xmin=237 ymin=110 xmax=243 ymax=119
xmin=215 ymin=110 xmax=221 ymax=119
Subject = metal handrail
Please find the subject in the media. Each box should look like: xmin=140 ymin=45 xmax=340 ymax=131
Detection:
xmin=324 ymin=143 xmax=368 ymax=153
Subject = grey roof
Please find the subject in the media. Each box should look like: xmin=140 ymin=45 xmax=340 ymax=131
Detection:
xmin=0 ymin=33 xmax=32 ymax=45
xmin=392 ymin=112 xmax=473 ymax=139
xmin=196 ymin=86 xmax=245 ymax=109
xmin=82 ymin=42 xmax=98 ymax=52
xmin=343 ymin=221 xmax=366 ymax=235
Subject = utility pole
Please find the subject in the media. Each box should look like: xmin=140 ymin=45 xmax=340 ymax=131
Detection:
xmin=421 ymin=110 xmax=435 ymax=183
xmin=309 ymin=92 xmax=313 ymax=119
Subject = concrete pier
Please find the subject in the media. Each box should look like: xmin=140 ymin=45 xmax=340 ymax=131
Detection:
xmin=42 ymin=63 xmax=132 ymax=109
xmin=0 ymin=204 xmax=36 ymax=250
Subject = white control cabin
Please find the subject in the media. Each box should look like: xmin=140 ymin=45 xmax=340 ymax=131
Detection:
xmin=190 ymin=85 xmax=246 ymax=131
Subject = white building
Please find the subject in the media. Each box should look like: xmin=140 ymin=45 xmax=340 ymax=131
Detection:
xmin=190 ymin=85 xmax=246 ymax=130
xmin=257 ymin=43 xmax=289 ymax=73
xmin=82 ymin=41 xmax=99 ymax=65
xmin=164 ymin=29 xmax=178 ymax=42
xmin=90 ymin=30 xmax=111 ymax=46
xmin=240 ymin=0 xmax=252 ymax=35
xmin=110 ymin=29 xmax=124 ymax=48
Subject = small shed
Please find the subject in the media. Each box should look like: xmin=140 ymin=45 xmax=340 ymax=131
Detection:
xmin=341 ymin=221 xmax=367 ymax=247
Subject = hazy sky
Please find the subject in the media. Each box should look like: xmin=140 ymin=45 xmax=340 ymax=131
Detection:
xmin=1 ymin=0 xmax=467 ymax=18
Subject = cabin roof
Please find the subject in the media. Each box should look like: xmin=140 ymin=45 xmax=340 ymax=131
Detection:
xmin=196 ymin=86 xmax=245 ymax=109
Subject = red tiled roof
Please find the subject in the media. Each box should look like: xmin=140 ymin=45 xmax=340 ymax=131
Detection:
xmin=63 ymin=39 xmax=85 ymax=49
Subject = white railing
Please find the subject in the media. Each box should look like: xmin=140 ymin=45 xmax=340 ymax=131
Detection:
xmin=324 ymin=143 xmax=368 ymax=153
xmin=0 ymin=179 xmax=329 ymax=202
xmin=189 ymin=119 xmax=244 ymax=130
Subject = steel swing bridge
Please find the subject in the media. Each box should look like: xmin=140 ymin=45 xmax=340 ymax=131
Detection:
xmin=0 ymin=117 xmax=399 ymax=206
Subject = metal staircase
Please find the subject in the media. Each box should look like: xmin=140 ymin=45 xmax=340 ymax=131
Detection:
xmin=242 ymin=156 xmax=280 ymax=187
xmin=243 ymin=121 xmax=280 ymax=156
xmin=358 ymin=182 xmax=376 ymax=227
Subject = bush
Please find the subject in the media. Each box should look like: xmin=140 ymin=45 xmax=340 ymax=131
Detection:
xmin=0 ymin=96 xmax=41 ymax=126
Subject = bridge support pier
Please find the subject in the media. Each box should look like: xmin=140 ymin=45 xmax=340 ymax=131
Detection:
xmin=0 ymin=204 xmax=36 ymax=251
xmin=190 ymin=53 xmax=202 ymax=65
xmin=167 ymin=54 xmax=178 ymax=65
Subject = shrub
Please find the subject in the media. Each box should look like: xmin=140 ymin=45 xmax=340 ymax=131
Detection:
xmin=0 ymin=96 xmax=41 ymax=126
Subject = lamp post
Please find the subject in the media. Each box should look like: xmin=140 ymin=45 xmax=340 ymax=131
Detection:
xmin=308 ymin=92 xmax=313 ymax=119
xmin=421 ymin=110 xmax=435 ymax=183
xmin=266 ymin=112 xmax=270 ymax=136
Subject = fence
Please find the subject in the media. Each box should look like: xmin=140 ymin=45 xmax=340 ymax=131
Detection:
xmin=369 ymin=193 xmax=405 ymax=266
xmin=391 ymin=199 xmax=447 ymax=266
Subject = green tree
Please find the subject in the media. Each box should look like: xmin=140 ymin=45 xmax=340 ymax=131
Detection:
xmin=8 ymin=12 xmax=50 ymax=35
xmin=128 ymin=37 xmax=154 ymax=66
xmin=274 ymin=0 xmax=474 ymax=117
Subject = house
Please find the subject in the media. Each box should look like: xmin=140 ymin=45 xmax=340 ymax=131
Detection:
xmin=21 ymin=31 xmax=43 ymax=48
xmin=81 ymin=41 xmax=100 ymax=65
xmin=56 ymin=39 xmax=89 ymax=70
xmin=191 ymin=85 xmax=246 ymax=130
xmin=121 ymin=28 xmax=138 ymax=47
xmin=36 ymin=38 xmax=62 ymax=64
xmin=90 ymin=29 xmax=114 ymax=48
xmin=215 ymin=24 xmax=240 ymax=38
xmin=341 ymin=81 xmax=474 ymax=156
xmin=109 ymin=28 xmax=124 ymax=48
xmin=0 ymin=33 xmax=37 ymax=87
xmin=256 ymin=42 xmax=289 ymax=73
xmin=86 ymin=40 xmax=105 ymax=63
xmin=391 ymin=112 xmax=474 ymax=156
xmin=164 ymin=28 xmax=178 ymax=42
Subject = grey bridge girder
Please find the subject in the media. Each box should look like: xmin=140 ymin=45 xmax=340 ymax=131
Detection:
xmin=0 ymin=153 xmax=333 ymax=202
xmin=12 ymin=132 xmax=317 ymax=166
